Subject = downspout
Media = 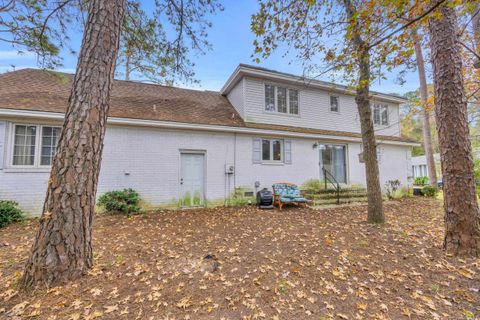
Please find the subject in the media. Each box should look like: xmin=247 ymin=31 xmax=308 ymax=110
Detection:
xmin=233 ymin=132 xmax=237 ymax=190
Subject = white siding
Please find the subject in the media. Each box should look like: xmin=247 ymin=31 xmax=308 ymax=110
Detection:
xmin=226 ymin=78 xmax=245 ymax=118
xmin=0 ymin=119 xmax=411 ymax=216
xmin=241 ymin=77 xmax=401 ymax=137
xmin=347 ymin=143 xmax=411 ymax=187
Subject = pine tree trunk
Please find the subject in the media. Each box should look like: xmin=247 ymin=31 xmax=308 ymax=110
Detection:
xmin=357 ymin=51 xmax=384 ymax=223
xmin=343 ymin=0 xmax=384 ymax=223
xmin=413 ymin=29 xmax=437 ymax=186
xmin=19 ymin=0 xmax=125 ymax=289
xmin=429 ymin=4 xmax=480 ymax=256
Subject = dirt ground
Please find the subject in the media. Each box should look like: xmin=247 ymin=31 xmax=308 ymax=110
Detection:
xmin=0 ymin=198 xmax=479 ymax=320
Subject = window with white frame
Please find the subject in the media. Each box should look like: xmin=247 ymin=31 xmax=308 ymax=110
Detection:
xmin=40 ymin=126 xmax=61 ymax=165
xmin=373 ymin=104 xmax=389 ymax=125
xmin=264 ymin=84 xmax=299 ymax=115
xmin=330 ymin=96 xmax=339 ymax=112
xmin=261 ymin=138 xmax=283 ymax=161
xmin=10 ymin=124 xmax=61 ymax=167
xmin=265 ymin=84 xmax=276 ymax=111
xmin=13 ymin=125 xmax=37 ymax=166
xmin=289 ymin=89 xmax=299 ymax=114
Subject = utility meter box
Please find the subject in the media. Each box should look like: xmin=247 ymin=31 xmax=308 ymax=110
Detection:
xmin=225 ymin=164 xmax=235 ymax=174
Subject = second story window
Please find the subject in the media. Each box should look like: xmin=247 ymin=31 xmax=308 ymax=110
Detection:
xmin=265 ymin=84 xmax=276 ymax=111
xmin=330 ymin=96 xmax=339 ymax=112
xmin=277 ymin=87 xmax=287 ymax=113
xmin=264 ymin=84 xmax=299 ymax=115
xmin=373 ymin=104 xmax=389 ymax=125
xmin=289 ymin=90 xmax=298 ymax=114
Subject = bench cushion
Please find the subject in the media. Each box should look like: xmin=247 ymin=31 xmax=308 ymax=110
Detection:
xmin=273 ymin=183 xmax=308 ymax=203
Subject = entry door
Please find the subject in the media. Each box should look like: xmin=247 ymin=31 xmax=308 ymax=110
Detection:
xmin=319 ymin=145 xmax=346 ymax=183
xmin=180 ymin=153 xmax=205 ymax=207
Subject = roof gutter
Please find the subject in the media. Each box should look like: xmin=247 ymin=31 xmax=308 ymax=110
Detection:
xmin=0 ymin=108 xmax=419 ymax=147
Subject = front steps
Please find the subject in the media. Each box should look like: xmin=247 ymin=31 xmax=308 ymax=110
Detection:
xmin=302 ymin=187 xmax=368 ymax=206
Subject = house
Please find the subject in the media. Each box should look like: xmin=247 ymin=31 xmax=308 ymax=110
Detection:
xmin=0 ymin=64 xmax=416 ymax=215
xmin=412 ymin=148 xmax=479 ymax=179
xmin=411 ymin=154 xmax=440 ymax=179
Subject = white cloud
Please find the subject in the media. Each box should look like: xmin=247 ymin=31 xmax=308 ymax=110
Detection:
xmin=0 ymin=50 xmax=36 ymax=60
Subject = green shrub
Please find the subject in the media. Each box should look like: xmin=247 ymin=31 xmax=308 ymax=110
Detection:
xmin=227 ymin=187 xmax=255 ymax=206
xmin=98 ymin=189 xmax=141 ymax=214
xmin=0 ymin=201 xmax=24 ymax=228
xmin=414 ymin=176 xmax=429 ymax=186
xmin=422 ymin=185 xmax=439 ymax=197
xmin=301 ymin=179 xmax=325 ymax=193
xmin=397 ymin=187 xmax=412 ymax=198
xmin=385 ymin=179 xmax=401 ymax=199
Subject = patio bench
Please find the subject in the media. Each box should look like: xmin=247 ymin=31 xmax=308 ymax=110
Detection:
xmin=272 ymin=182 xmax=310 ymax=210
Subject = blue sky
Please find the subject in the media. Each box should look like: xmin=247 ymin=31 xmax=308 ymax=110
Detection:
xmin=0 ymin=0 xmax=422 ymax=96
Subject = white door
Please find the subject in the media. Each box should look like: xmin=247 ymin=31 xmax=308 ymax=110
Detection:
xmin=180 ymin=153 xmax=205 ymax=207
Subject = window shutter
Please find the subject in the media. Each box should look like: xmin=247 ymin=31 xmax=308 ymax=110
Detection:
xmin=0 ymin=121 xmax=5 ymax=169
xmin=284 ymin=140 xmax=292 ymax=164
xmin=252 ymin=138 xmax=262 ymax=164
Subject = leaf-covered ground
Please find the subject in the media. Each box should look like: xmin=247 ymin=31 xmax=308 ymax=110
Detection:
xmin=1 ymin=198 xmax=479 ymax=320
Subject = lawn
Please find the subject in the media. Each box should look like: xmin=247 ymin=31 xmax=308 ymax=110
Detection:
xmin=0 ymin=198 xmax=479 ymax=320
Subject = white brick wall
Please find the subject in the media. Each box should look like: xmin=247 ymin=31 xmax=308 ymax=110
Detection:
xmin=0 ymin=119 xmax=411 ymax=216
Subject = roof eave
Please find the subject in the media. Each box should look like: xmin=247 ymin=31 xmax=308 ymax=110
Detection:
xmin=0 ymin=108 xmax=419 ymax=147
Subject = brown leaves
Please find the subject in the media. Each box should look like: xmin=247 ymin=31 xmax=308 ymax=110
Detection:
xmin=1 ymin=198 xmax=479 ymax=319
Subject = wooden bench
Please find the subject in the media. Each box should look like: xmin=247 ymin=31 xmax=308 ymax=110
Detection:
xmin=272 ymin=182 xmax=310 ymax=210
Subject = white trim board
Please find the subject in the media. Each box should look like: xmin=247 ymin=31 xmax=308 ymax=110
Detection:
xmin=0 ymin=108 xmax=419 ymax=147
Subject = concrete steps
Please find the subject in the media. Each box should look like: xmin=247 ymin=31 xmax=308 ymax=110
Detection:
xmin=302 ymin=187 xmax=368 ymax=206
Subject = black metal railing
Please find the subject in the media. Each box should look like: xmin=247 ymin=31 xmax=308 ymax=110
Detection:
xmin=322 ymin=167 xmax=341 ymax=204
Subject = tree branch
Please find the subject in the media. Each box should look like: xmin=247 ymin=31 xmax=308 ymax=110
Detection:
xmin=459 ymin=40 xmax=480 ymax=61
xmin=368 ymin=0 xmax=447 ymax=49
xmin=0 ymin=0 xmax=15 ymax=13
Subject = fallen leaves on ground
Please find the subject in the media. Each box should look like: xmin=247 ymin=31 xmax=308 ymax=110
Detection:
xmin=0 ymin=198 xmax=479 ymax=319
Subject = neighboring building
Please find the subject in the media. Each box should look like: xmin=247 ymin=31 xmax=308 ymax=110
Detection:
xmin=411 ymin=154 xmax=441 ymax=179
xmin=0 ymin=65 xmax=417 ymax=215
xmin=412 ymin=150 xmax=480 ymax=179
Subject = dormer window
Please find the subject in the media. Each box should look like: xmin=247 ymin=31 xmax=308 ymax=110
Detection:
xmin=373 ymin=104 xmax=389 ymax=125
xmin=264 ymin=84 xmax=299 ymax=115
xmin=330 ymin=96 xmax=339 ymax=112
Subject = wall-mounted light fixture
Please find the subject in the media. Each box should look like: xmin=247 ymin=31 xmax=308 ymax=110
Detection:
xmin=312 ymin=142 xmax=318 ymax=149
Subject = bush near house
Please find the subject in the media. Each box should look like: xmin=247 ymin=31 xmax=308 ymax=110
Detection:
xmin=385 ymin=179 xmax=401 ymax=200
xmin=300 ymin=179 xmax=326 ymax=193
xmin=0 ymin=200 xmax=24 ymax=228
xmin=422 ymin=185 xmax=439 ymax=197
xmin=97 ymin=189 xmax=141 ymax=215
xmin=227 ymin=187 xmax=255 ymax=206
xmin=414 ymin=176 xmax=429 ymax=186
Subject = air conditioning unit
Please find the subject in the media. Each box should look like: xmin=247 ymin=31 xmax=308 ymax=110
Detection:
xmin=225 ymin=164 xmax=235 ymax=174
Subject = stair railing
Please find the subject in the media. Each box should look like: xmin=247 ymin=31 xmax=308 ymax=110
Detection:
xmin=322 ymin=167 xmax=341 ymax=205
